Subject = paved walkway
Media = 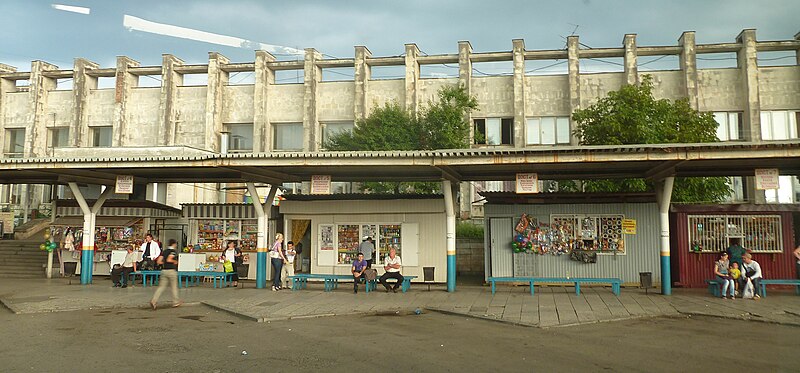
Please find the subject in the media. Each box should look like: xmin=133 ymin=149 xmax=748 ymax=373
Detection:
xmin=1 ymin=278 xmax=799 ymax=328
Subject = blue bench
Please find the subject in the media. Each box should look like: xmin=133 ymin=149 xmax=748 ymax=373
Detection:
xmin=178 ymin=271 xmax=236 ymax=289
xmin=758 ymin=279 xmax=800 ymax=298
xmin=130 ymin=270 xmax=161 ymax=287
xmin=488 ymin=277 xmax=621 ymax=296
xmin=705 ymin=279 xmax=723 ymax=297
xmin=289 ymin=274 xmax=418 ymax=293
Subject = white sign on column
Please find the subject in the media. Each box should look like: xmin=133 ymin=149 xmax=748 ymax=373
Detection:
xmin=115 ymin=175 xmax=134 ymax=194
xmin=310 ymin=175 xmax=331 ymax=195
xmin=754 ymin=168 xmax=779 ymax=190
xmin=515 ymin=173 xmax=539 ymax=194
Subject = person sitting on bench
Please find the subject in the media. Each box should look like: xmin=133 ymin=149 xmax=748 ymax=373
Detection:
xmin=739 ymin=253 xmax=762 ymax=299
xmin=379 ymin=248 xmax=404 ymax=293
xmin=352 ymin=253 xmax=368 ymax=294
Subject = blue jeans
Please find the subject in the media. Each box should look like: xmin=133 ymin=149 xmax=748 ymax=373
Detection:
xmin=271 ymin=258 xmax=283 ymax=288
xmin=718 ymin=276 xmax=735 ymax=297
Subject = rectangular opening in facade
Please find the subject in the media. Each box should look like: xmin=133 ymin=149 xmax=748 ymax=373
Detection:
xmin=55 ymin=78 xmax=74 ymax=90
xmin=419 ymin=64 xmax=459 ymax=79
xmin=695 ymin=52 xmax=738 ymax=69
xmin=370 ymin=65 xmax=405 ymax=80
xmin=472 ymin=61 xmax=514 ymax=77
xmin=713 ymin=112 xmax=744 ymax=141
xmin=138 ymin=75 xmax=162 ymax=88
xmin=15 ymin=79 xmax=29 ymax=92
xmin=181 ymin=73 xmax=208 ymax=87
xmin=524 ymin=59 xmax=568 ymax=76
xmin=526 ymin=116 xmax=570 ymax=145
xmin=321 ymin=121 xmax=355 ymax=149
xmin=321 ymin=67 xmax=354 ymax=82
xmin=227 ymin=72 xmax=255 ymax=85
xmin=97 ymin=76 xmax=116 ymax=89
xmin=48 ymin=127 xmax=70 ymax=148
xmin=3 ymin=128 xmax=25 ymax=157
xmin=474 ymin=118 xmax=513 ymax=146
xmin=91 ymin=126 xmax=113 ymax=147
xmin=760 ymin=110 xmax=799 ymax=140
xmin=274 ymin=70 xmax=304 ymax=84
xmin=273 ymin=122 xmax=303 ymax=151
xmin=225 ymin=123 xmax=254 ymax=153
xmin=580 ymin=57 xmax=624 ymax=74
xmin=637 ymin=54 xmax=679 ymax=72
xmin=756 ymin=51 xmax=797 ymax=67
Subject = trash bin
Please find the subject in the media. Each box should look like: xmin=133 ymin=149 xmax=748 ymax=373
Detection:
xmin=639 ymin=272 xmax=652 ymax=293
xmin=423 ymin=267 xmax=435 ymax=291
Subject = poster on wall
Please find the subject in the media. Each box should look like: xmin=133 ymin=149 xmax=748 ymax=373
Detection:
xmin=622 ymin=219 xmax=636 ymax=234
xmin=319 ymin=224 xmax=334 ymax=251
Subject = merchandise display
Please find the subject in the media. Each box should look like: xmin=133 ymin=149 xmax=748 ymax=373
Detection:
xmin=195 ymin=219 xmax=257 ymax=252
xmin=511 ymin=213 xmax=627 ymax=257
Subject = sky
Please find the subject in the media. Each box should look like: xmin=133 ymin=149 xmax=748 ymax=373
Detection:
xmin=0 ymin=0 xmax=798 ymax=81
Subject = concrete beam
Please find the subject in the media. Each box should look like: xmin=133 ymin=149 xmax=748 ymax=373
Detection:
xmin=796 ymin=32 xmax=800 ymax=65
xmin=0 ymin=64 xmax=17 ymax=158
xmin=72 ymin=58 xmax=99 ymax=148
xmin=404 ymin=44 xmax=421 ymax=114
xmin=27 ymin=61 xmax=59 ymax=157
xmin=158 ymin=54 xmax=184 ymax=146
xmin=623 ymin=34 xmax=638 ymax=85
xmin=253 ymin=51 xmax=276 ymax=153
xmin=303 ymin=48 xmax=322 ymax=152
xmin=512 ymin=39 xmax=526 ymax=148
xmin=354 ymin=46 xmax=372 ymax=121
xmin=567 ymin=36 xmax=582 ymax=145
xmin=678 ymin=32 xmax=699 ymax=110
xmin=205 ymin=52 xmax=230 ymax=152
xmin=112 ymin=56 xmax=140 ymax=147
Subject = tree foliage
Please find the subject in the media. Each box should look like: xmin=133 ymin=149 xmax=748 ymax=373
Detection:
xmin=571 ymin=75 xmax=731 ymax=203
xmin=325 ymin=84 xmax=478 ymax=193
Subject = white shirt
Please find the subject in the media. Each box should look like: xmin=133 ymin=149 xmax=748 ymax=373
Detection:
xmin=224 ymin=249 xmax=237 ymax=262
xmin=286 ymin=248 xmax=296 ymax=263
xmin=742 ymin=260 xmax=762 ymax=280
xmin=385 ymin=255 xmax=402 ymax=273
xmin=139 ymin=240 xmax=161 ymax=260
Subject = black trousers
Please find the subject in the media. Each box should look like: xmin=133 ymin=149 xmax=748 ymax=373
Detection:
xmin=379 ymin=271 xmax=404 ymax=290
xmin=366 ymin=259 xmax=373 ymax=268
xmin=353 ymin=273 xmax=364 ymax=290
xmin=121 ymin=267 xmax=134 ymax=285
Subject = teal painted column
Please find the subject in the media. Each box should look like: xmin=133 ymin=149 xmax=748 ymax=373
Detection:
xmin=447 ymin=253 xmax=456 ymax=292
xmin=661 ymin=254 xmax=671 ymax=295
xmin=256 ymin=251 xmax=267 ymax=289
xmin=443 ymin=180 xmax=456 ymax=292
xmin=81 ymin=248 xmax=93 ymax=284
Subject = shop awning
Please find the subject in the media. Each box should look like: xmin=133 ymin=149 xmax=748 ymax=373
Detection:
xmin=51 ymin=216 xmax=143 ymax=228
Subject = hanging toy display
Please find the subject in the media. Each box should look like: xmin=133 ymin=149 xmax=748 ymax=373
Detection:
xmin=510 ymin=214 xmax=535 ymax=253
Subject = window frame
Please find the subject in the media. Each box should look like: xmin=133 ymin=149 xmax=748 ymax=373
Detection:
xmin=473 ymin=117 xmax=513 ymax=146
xmin=225 ymin=123 xmax=254 ymax=153
xmin=321 ymin=121 xmax=355 ymax=149
xmin=760 ymin=110 xmax=799 ymax=140
xmin=91 ymin=126 xmax=113 ymax=148
xmin=687 ymin=214 xmax=783 ymax=253
xmin=272 ymin=122 xmax=304 ymax=151
xmin=526 ymin=116 xmax=571 ymax=145
xmin=712 ymin=112 xmax=743 ymax=142
xmin=4 ymin=128 xmax=25 ymax=157
xmin=48 ymin=127 xmax=71 ymax=149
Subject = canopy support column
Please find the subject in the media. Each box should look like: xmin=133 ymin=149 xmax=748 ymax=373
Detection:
xmin=655 ymin=176 xmax=675 ymax=295
xmin=67 ymin=183 xmax=113 ymax=285
xmin=246 ymin=182 xmax=278 ymax=289
xmin=443 ymin=180 xmax=456 ymax=292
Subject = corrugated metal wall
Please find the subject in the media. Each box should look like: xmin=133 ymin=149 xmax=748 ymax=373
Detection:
xmin=489 ymin=218 xmax=514 ymax=278
xmin=672 ymin=211 xmax=796 ymax=288
xmin=484 ymin=203 xmax=661 ymax=285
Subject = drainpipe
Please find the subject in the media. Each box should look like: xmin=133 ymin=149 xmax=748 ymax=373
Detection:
xmin=443 ymin=180 xmax=456 ymax=292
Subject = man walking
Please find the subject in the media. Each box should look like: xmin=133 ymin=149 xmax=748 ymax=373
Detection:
xmin=150 ymin=239 xmax=182 ymax=309
xmin=358 ymin=236 xmax=375 ymax=268
xmin=379 ymin=248 xmax=404 ymax=293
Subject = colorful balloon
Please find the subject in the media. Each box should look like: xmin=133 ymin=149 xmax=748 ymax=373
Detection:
xmin=39 ymin=244 xmax=47 ymax=250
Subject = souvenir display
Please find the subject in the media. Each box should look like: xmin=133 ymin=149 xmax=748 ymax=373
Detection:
xmin=337 ymin=224 xmax=360 ymax=264
xmin=511 ymin=214 xmax=627 ymax=257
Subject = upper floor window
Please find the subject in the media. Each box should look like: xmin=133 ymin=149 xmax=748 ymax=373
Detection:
xmin=713 ymin=112 xmax=743 ymax=141
xmin=273 ymin=123 xmax=303 ymax=151
xmin=474 ymin=118 xmax=513 ymax=146
xmin=49 ymin=127 xmax=70 ymax=148
xmin=526 ymin=116 xmax=570 ymax=145
xmin=321 ymin=122 xmax=355 ymax=149
xmin=760 ymin=110 xmax=799 ymax=140
xmin=226 ymin=123 xmax=253 ymax=153
xmin=4 ymin=128 xmax=25 ymax=158
xmin=92 ymin=126 xmax=113 ymax=147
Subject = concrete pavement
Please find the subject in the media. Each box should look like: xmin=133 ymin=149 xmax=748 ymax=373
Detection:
xmin=1 ymin=278 xmax=799 ymax=328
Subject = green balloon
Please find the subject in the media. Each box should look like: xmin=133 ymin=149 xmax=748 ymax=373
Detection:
xmin=48 ymin=242 xmax=57 ymax=249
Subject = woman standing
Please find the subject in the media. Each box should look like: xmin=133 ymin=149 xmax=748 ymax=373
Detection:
xmin=713 ymin=252 xmax=735 ymax=299
xmin=270 ymin=233 xmax=287 ymax=291
xmin=222 ymin=241 xmax=243 ymax=287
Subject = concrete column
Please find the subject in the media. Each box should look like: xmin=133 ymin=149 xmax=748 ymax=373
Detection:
xmin=71 ymin=58 xmax=99 ymax=147
xmin=0 ymin=63 xmax=17 ymax=158
xmin=354 ymin=46 xmax=372 ymax=121
xmin=246 ymin=182 xmax=278 ymax=289
xmin=678 ymin=32 xmax=699 ymax=110
xmin=404 ymin=44 xmax=421 ymax=114
xmin=443 ymin=180 xmax=457 ymax=292
xmin=512 ymin=39 xmax=526 ymax=148
xmin=458 ymin=41 xmax=474 ymax=219
xmin=623 ymin=34 xmax=638 ymax=85
xmin=796 ymin=32 xmax=800 ymax=65
xmin=111 ymin=57 xmax=140 ymax=147
xmin=254 ymin=51 xmax=276 ymax=153
xmin=205 ymin=52 xmax=230 ymax=152
xmin=303 ymin=48 xmax=322 ymax=152
xmin=736 ymin=29 xmax=761 ymax=142
xmin=158 ymin=54 xmax=184 ymax=146
xmin=655 ymin=176 xmax=674 ymax=295
xmin=68 ymin=182 xmax=113 ymax=285
xmin=27 ymin=61 xmax=58 ymax=157
xmin=567 ymin=36 xmax=582 ymax=145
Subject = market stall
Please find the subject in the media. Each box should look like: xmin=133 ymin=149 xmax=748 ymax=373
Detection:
xmin=481 ymin=192 xmax=661 ymax=286
xmin=50 ymin=199 xmax=182 ymax=277
xmin=670 ymin=204 xmax=799 ymax=288
xmin=280 ymin=194 xmax=446 ymax=282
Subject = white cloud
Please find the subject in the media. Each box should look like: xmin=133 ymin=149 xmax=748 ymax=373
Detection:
xmin=51 ymin=4 xmax=90 ymax=15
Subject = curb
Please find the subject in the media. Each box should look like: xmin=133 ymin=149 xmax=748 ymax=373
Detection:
xmin=426 ymin=307 xmax=536 ymax=328
xmin=677 ymin=311 xmax=800 ymax=328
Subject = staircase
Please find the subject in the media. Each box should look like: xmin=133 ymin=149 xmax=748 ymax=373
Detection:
xmin=0 ymin=239 xmax=57 ymax=278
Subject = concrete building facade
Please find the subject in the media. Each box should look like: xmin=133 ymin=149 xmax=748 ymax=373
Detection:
xmin=1 ymin=29 xmax=799 ymax=223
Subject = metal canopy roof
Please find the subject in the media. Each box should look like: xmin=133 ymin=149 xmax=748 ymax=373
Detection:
xmin=1 ymin=141 xmax=798 ymax=185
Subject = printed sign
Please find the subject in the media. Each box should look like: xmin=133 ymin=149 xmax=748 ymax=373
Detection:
xmin=515 ymin=173 xmax=539 ymax=194
xmin=319 ymin=224 xmax=334 ymax=251
xmin=0 ymin=212 xmax=13 ymax=234
xmin=115 ymin=175 xmax=134 ymax=194
xmin=310 ymin=175 xmax=331 ymax=195
xmin=754 ymin=168 xmax=779 ymax=190
xmin=622 ymin=219 xmax=637 ymax=235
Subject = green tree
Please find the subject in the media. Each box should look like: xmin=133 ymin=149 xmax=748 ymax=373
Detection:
xmin=571 ymin=75 xmax=731 ymax=203
xmin=325 ymin=84 xmax=478 ymax=193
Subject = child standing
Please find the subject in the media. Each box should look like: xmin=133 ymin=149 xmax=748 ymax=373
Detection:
xmin=729 ymin=262 xmax=742 ymax=297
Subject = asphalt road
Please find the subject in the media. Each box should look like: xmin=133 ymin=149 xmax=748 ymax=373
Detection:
xmin=1 ymin=305 xmax=797 ymax=372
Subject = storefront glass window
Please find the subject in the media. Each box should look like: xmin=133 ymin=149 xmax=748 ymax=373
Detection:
xmin=687 ymin=215 xmax=782 ymax=253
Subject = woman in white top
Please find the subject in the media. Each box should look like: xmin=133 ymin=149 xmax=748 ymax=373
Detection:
xmin=270 ymin=233 xmax=287 ymax=291
xmin=221 ymin=241 xmax=243 ymax=287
